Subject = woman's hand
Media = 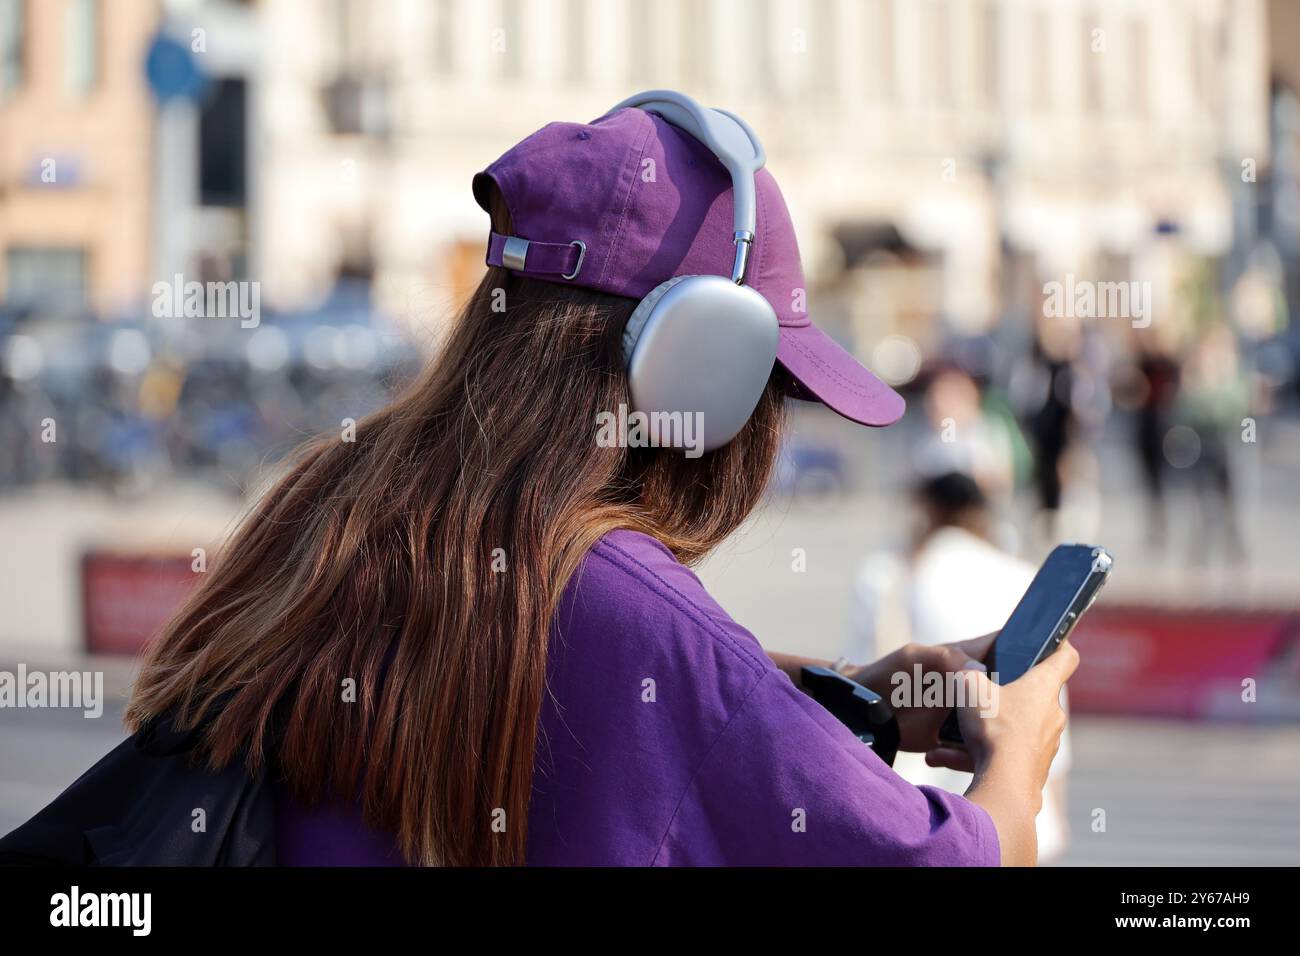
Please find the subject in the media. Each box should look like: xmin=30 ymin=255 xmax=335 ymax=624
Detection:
xmin=933 ymin=639 xmax=1078 ymax=786
xmin=846 ymin=633 xmax=995 ymax=762
xmin=775 ymin=635 xmax=1079 ymax=866
xmin=943 ymin=641 xmax=1080 ymax=866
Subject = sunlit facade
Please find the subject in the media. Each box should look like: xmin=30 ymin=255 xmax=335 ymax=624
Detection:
xmin=255 ymin=0 xmax=1269 ymax=370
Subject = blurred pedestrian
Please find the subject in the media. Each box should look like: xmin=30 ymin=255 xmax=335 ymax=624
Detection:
xmin=1129 ymin=336 xmax=1181 ymax=547
xmin=1178 ymin=324 xmax=1250 ymax=562
xmin=1011 ymin=310 xmax=1108 ymax=544
xmin=913 ymin=365 xmax=1017 ymax=503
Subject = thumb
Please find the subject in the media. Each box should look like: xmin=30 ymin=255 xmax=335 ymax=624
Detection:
xmin=953 ymin=631 xmax=997 ymax=664
xmin=935 ymin=642 xmax=988 ymax=676
xmin=1031 ymin=639 xmax=1080 ymax=687
xmin=955 ymin=666 xmax=996 ymax=715
xmin=925 ymin=747 xmax=976 ymax=773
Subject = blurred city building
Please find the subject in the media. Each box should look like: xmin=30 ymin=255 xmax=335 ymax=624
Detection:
xmin=0 ymin=0 xmax=1287 ymax=366
xmin=2 ymin=0 xmax=1294 ymax=537
xmin=246 ymin=0 xmax=1274 ymax=374
xmin=0 ymin=0 xmax=159 ymax=313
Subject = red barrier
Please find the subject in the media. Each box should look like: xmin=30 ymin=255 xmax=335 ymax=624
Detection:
xmin=79 ymin=550 xmax=1300 ymax=723
xmin=1070 ymin=606 xmax=1300 ymax=721
xmin=81 ymin=552 xmax=199 ymax=656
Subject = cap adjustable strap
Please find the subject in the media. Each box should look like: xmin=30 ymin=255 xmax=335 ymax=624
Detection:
xmin=485 ymin=231 xmax=586 ymax=280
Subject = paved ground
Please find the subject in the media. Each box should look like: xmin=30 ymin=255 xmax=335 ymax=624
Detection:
xmin=1054 ymin=716 xmax=1300 ymax=866
xmin=0 ymin=696 xmax=130 ymax=840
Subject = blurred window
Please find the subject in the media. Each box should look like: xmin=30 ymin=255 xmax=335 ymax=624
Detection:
xmin=333 ymin=0 xmax=349 ymax=67
xmin=806 ymin=0 xmax=838 ymax=98
xmin=923 ymin=0 xmax=951 ymax=109
xmin=1190 ymin=16 xmax=1222 ymax=117
xmin=1190 ymin=18 xmax=1205 ymax=114
xmin=5 ymin=247 xmax=87 ymax=306
xmin=750 ymin=0 xmax=774 ymax=96
xmin=431 ymin=0 xmax=454 ymax=77
xmin=679 ymin=0 xmax=709 ymax=91
xmin=1188 ymin=18 xmax=1217 ymax=115
xmin=500 ymin=0 xmax=521 ymax=81
xmin=200 ymin=78 xmax=247 ymax=207
xmin=1128 ymin=16 xmax=1148 ymax=116
xmin=863 ymin=0 xmax=894 ymax=104
xmin=975 ymin=0 xmax=998 ymax=109
xmin=627 ymin=0 xmax=654 ymax=86
xmin=1029 ymin=6 xmax=1049 ymax=113
xmin=65 ymin=0 xmax=98 ymax=95
xmin=1083 ymin=7 xmax=1103 ymax=114
xmin=323 ymin=74 xmax=390 ymax=137
xmin=563 ymin=0 xmax=586 ymax=86
xmin=0 ymin=0 xmax=23 ymax=97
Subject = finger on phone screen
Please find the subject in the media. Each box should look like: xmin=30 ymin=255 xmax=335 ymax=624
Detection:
xmin=955 ymin=631 xmax=996 ymax=663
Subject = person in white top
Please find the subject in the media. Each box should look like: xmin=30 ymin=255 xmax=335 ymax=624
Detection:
xmin=846 ymin=471 xmax=1072 ymax=863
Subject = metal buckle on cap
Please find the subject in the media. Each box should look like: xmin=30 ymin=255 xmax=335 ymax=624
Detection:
xmin=562 ymin=240 xmax=586 ymax=280
xmin=502 ymin=236 xmax=530 ymax=272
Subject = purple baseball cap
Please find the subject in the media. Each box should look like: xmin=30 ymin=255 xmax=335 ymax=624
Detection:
xmin=471 ymin=105 xmax=905 ymax=428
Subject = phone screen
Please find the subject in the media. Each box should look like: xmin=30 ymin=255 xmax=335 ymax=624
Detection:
xmin=939 ymin=543 xmax=1110 ymax=744
xmin=988 ymin=545 xmax=1101 ymax=684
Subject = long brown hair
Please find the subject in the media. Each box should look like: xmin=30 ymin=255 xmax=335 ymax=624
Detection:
xmin=127 ymin=189 xmax=788 ymax=865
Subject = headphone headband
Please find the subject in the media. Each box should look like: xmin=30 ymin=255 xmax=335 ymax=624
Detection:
xmin=610 ymin=90 xmax=767 ymax=285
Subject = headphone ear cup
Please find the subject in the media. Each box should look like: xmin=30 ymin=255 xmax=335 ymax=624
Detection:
xmin=624 ymin=274 xmax=779 ymax=453
xmin=622 ymin=276 xmax=692 ymax=364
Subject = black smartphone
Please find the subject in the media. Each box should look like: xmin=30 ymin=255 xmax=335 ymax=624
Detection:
xmin=938 ymin=543 xmax=1112 ymax=745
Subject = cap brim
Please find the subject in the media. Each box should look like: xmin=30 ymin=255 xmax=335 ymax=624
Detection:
xmin=776 ymin=322 xmax=906 ymax=427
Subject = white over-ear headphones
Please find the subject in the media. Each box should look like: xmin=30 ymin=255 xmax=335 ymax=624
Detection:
xmin=612 ymin=91 xmax=780 ymax=454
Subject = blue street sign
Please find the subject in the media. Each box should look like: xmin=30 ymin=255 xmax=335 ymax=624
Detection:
xmin=144 ymin=32 xmax=208 ymax=104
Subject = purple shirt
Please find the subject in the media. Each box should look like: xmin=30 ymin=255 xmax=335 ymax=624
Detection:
xmin=277 ymin=529 xmax=1000 ymax=866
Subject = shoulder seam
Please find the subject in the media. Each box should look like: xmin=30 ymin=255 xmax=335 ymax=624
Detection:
xmin=649 ymin=669 xmax=774 ymax=865
xmin=588 ymin=536 xmax=768 ymax=679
